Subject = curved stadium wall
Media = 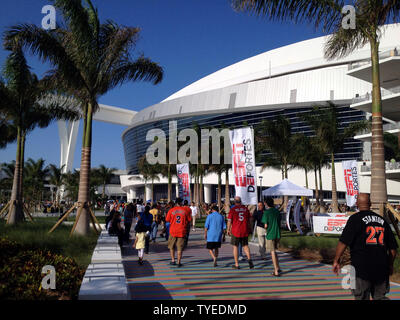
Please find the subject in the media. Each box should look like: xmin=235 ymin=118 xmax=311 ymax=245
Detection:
xmin=122 ymin=105 xmax=365 ymax=175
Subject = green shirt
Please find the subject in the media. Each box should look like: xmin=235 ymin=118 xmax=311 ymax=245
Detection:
xmin=261 ymin=207 xmax=281 ymax=240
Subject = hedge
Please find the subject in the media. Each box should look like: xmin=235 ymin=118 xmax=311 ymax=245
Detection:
xmin=0 ymin=238 xmax=85 ymax=300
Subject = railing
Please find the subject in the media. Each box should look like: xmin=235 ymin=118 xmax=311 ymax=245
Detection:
xmin=361 ymin=161 xmax=400 ymax=173
xmin=348 ymin=48 xmax=399 ymax=71
xmin=356 ymin=123 xmax=400 ymax=136
xmin=352 ymin=85 xmax=400 ymax=104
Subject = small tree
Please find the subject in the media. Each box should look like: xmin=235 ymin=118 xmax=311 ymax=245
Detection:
xmin=5 ymin=0 xmax=163 ymax=233
xmin=95 ymin=165 xmax=117 ymax=203
xmin=0 ymin=47 xmax=79 ymax=224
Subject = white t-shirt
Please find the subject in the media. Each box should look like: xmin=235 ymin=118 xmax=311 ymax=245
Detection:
xmin=190 ymin=206 xmax=198 ymax=217
xmin=137 ymin=204 xmax=145 ymax=213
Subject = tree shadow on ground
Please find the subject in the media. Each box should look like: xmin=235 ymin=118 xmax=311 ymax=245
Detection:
xmin=127 ymin=282 xmax=173 ymax=300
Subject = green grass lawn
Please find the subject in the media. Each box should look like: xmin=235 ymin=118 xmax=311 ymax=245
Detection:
xmin=0 ymin=218 xmax=99 ymax=268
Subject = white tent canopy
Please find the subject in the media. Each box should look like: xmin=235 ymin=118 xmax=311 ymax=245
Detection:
xmin=262 ymin=179 xmax=313 ymax=197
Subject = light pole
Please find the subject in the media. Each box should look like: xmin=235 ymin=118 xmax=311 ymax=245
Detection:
xmin=259 ymin=176 xmax=263 ymax=202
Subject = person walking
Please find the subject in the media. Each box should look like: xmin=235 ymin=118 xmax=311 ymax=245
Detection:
xmin=183 ymin=200 xmax=192 ymax=248
xmin=110 ymin=211 xmax=124 ymax=247
xmin=149 ymin=204 xmax=160 ymax=242
xmin=164 ymin=201 xmax=174 ymax=241
xmin=136 ymin=200 xmax=145 ymax=215
xmin=262 ymin=197 xmax=282 ymax=276
xmin=138 ymin=205 xmax=153 ymax=254
xmin=190 ymin=201 xmax=198 ymax=231
xmin=227 ymin=196 xmax=254 ymax=269
xmin=166 ymin=198 xmax=192 ymax=267
xmin=133 ymin=220 xmax=147 ymax=265
xmin=104 ymin=202 xmax=110 ymax=216
xmin=333 ymin=193 xmax=398 ymax=300
xmin=204 ymin=204 xmax=226 ymax=267
xmin=254 ymin=201 xmax=267 ymax=260
xmin=123 ymin=203 xmax=135 ymax=243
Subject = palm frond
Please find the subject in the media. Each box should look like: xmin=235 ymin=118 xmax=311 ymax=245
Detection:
xmin=324 ymin=20 xmax=369 ymax=60
xmin=106 ymin=57 xmax=164 ymax=91
xmin=232 ymin=0 xmax=344 ymax=32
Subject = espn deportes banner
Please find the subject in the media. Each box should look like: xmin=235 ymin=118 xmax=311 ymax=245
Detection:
xmin=229 ymin=127 xmax=258 ymax=205
xmin=342 ymin=160 xmax=359 ymax=207
xmin=176 ymin=163 xmax=191 ymax=202
xmin=313 ymin=216 xmax=349 ymax=234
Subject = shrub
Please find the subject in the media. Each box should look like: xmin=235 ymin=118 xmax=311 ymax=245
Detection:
xmin=0 ymin=238 xmax=85 ymax=300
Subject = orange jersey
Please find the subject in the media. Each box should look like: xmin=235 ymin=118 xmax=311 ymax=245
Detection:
xmin=166 ymin=206 xmax=192 ymax=238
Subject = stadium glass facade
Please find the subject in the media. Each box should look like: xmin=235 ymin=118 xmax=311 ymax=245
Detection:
xmin=123 ymin=105 xmax=365 ymax=175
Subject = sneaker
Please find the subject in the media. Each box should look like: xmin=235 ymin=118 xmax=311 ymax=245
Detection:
xmin=239 ymin=256 xmax=245 ymax=261
xmin=177 ymin=263 xmax=183 ymax=267
xmin=170 ymin=261 xmax=176 ymax=265
xmin=232 ymin=265 xmax=240 ymax=269
xmin=213 ymin=260 xmax=218 ymax=267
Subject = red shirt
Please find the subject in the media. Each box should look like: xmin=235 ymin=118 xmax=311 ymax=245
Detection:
xmin=228 ymin=205 xmax=250 ymax=238
xmin=166 ymin=206 xmax=192 ymax=238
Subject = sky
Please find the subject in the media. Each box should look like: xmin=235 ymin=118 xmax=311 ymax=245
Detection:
xmin=0 ymin=0 xmax=325 ymax=170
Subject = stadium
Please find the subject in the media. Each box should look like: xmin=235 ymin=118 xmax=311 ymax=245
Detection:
xmin=62 ymin=24 xmax=400 ymax=204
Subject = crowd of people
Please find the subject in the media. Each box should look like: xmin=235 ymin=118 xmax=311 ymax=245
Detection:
xmin=103 ymin=193 xmax=399 ymax=300
xmin=104 ymin=195 xmax=283 ymax=275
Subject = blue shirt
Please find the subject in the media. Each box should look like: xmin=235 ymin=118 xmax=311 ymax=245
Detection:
xmin=140 ymin=212 xmax=153 ymax=227
xmin=205 ymin=211 xmax=226 ymax=242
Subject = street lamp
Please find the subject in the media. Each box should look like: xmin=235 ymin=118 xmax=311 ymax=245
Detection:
xmin=259 ymin=176 xmax=263 ymax=202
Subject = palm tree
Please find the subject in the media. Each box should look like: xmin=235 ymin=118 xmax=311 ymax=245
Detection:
xmin=232 ymin=0 xmax=400 ymax=212
xmin=0 ymin=114 xmax=17 ymax=149
xmin=95 ymin=165 xmax=117 ymax=203
xmin=156 ymin=137 xmax=177 ymax=202
xmin=256 ymin=116 xmax=294 ymax=180
xmin=0 ymin=161 xmax=15 ymax=204
xmin=301 ymin=104 xmax=368 ymax=212
xmin=138 ymin=156 xmax=161 ymax=202
xmin=255 ymin=116 xmax=295 ymax=209
xmin=24 ymin=158 xmax=50 ymax=210
xmin=0 ymin=47 xmax=79 ymax=225
xmin=384 ymin=132 xmax=400 ymax=161
xmin=291 ymin=134 xmax=315 ymax=189
xmin=5 ymin=0 xmax=164 ymax=233
xmin=63 ymin=170 xmax=80 ymax=203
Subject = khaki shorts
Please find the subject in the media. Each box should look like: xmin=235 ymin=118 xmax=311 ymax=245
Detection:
xmin=230 ymin=235 xmax=249 ymax=247
xmin=168 ymin=236 xmax=185 ymax=251
xmin=266 ymin=239 xmax=280 ymax=252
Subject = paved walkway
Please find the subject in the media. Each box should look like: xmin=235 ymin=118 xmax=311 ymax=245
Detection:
xmin=122 ymin=229 xmax=400 ymax=300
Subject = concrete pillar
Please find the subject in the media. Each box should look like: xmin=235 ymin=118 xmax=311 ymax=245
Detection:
xmin=145 ymin=184 xmax=152 ymax=202
xmin=127 ymin=188 xmax=137 ymax=202
xmin=204 ymin=184 xmax=212 ymax=204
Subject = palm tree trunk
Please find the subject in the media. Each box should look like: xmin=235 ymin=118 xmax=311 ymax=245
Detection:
xmin=196 ymin=165 xmax=199 ymax=205
xmin=225 ymin=169 xmax=230 ymax=214
xmin=200 ymin=173 xmax=204 ymax=204
xmin=319 ymin=165 xmax=323 ymax=204
xmin=217 ymin=172 xmax=222 ymax=211
xmin=19 ymin=131 xmax=25 ymax=206
xmin=74 ymin=103 xmax=93 ymax=236
xmin=152 ymin=178 xmax=154 ymax=202
xmin=369 ymin=38 xmax=387 ymax=213
xmin=304 ymin=168 xmax=308 ymax=189
xmin=167 ymin=164 xmax=171 ymax=202
xmin=8 ymin=126 xmax=24 ymax=224
xmin=331 ymin=153 xmax=340 ymax=213
xmin=314 ymin=167 xmax=320 ymax=206
xmin=283 ymin=162 xmax=288 ymax=211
